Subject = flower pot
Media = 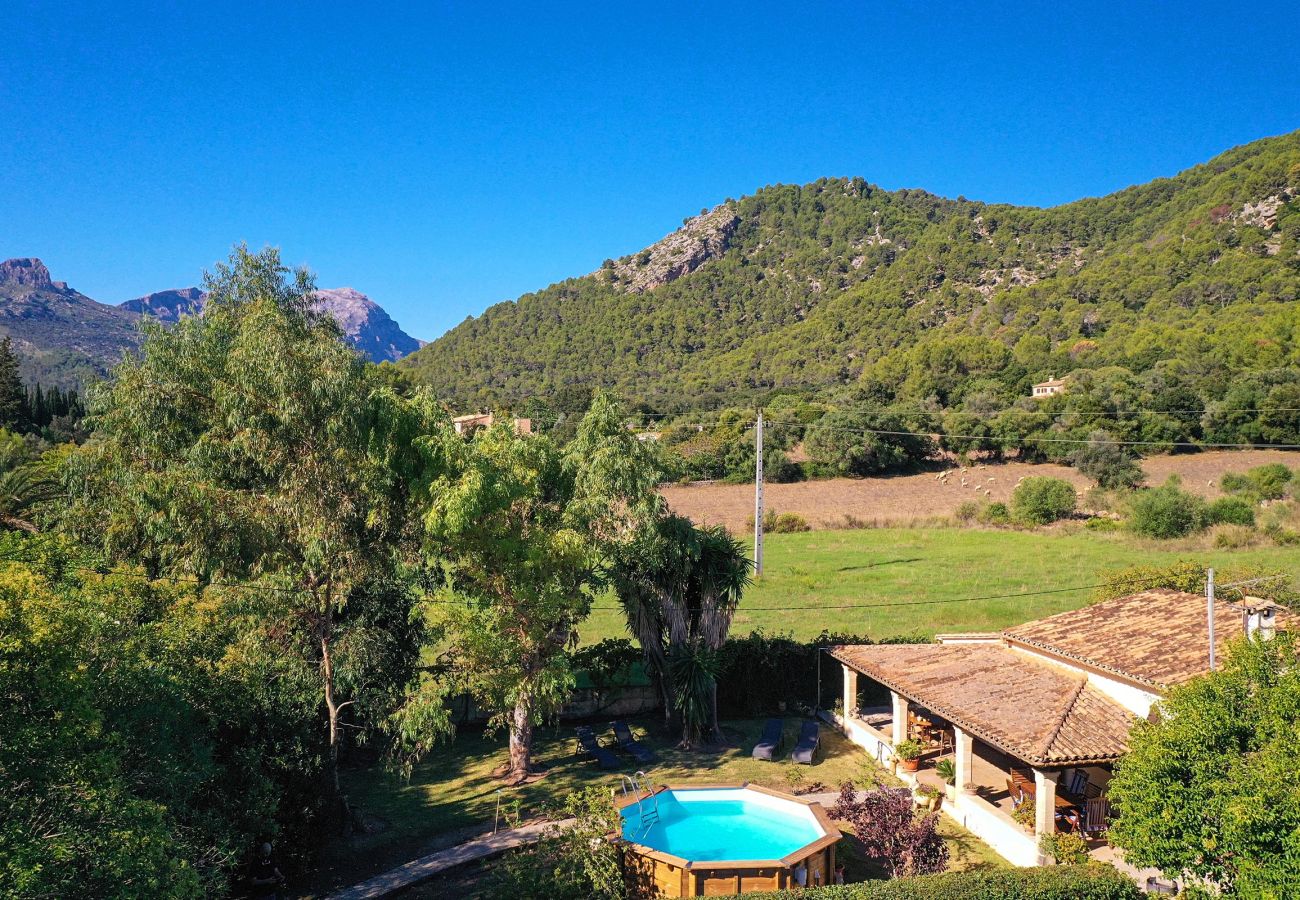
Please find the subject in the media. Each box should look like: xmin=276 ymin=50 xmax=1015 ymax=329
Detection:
xmin=900 ymin=757 xmax=920 ymax=772
xmin=944 ymin=784 xmax=957 ymax=803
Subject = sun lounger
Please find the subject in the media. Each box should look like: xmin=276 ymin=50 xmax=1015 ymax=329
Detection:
xmin=791 ymin=719 xmax=819 ymax=765
xmin=611 ymin=721 xmax=656 ymax=764
xmin=575 ymin=725 xmax=621 ymax=770
xmin=751 ymin=718 xmax=784 ymax=760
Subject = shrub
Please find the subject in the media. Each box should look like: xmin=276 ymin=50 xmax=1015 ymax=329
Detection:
xmin=1206 ymin=496 xmax=1256 ymax=527
xmin=827 ymin=783 xmax=948 ymax=878
xmin=1212 ymin=525 xmax=1259 ymax=549
xmin=1040 ymin=831 xmax=1090 ymax=865
xmin=1070 ymin=431 xmax=1144 ymax=489
xmin=1010 ymin=477 xmax=1077 ymax=526
xmin=1127 ymin=477 xmax=1208 ymax=538
xmin=745 ymin=864 xmax=1141 ymax=898
xmin=980 ymin=502 xmax=1011 ymax=525
xmin=493 ymin=787 xmax=624 ymax=899
xmin=954 ymin=500 xmax=980 ymax=524
xmin=1221 ymin=463 xmax=1294 ymax=501
xmin=771 ymin=512 xmax=811 ymax=533
xmin=1084 ymin=516 xmax=1120 ymax=532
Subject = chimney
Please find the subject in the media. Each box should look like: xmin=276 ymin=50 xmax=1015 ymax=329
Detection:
xmin=1241 ymin=597 xmax=1281 ymax=641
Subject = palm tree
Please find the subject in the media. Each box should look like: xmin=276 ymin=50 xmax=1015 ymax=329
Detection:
xmin=613 ymin=515 xmax=750 ymax=747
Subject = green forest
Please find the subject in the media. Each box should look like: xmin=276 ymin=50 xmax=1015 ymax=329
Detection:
xmin=401 ymin=131 xmax=1300 ymax=426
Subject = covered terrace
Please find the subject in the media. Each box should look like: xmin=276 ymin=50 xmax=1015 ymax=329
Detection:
xmin=829 ymin=642 xmax=1133 ymax=866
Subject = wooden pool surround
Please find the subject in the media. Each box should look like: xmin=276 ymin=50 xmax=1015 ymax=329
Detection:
xmin=617 ymin=784 xmax=841 ymax=897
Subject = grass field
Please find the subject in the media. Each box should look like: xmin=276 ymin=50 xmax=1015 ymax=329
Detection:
xmin=314 ymin=718 xmax=1006 ymax=895
xmin=579 ymin=525 xmax=1300 ymax=642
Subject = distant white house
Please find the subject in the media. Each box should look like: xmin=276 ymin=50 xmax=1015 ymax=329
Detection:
xmin=452 ymin=413 xmax=532 ymax=436
xmin=1031 ymin=375 xmax=1068 ymax=398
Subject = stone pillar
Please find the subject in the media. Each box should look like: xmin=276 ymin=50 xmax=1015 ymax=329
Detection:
xmin=890 ymin=691 xmax=909 ymax=747
xmin=842 ymin=666 xmax=858 ymax=722
xmin=1034 ymin=768 xmax=1060 ymax=841
xmin=953 ymin=725 xmax=974 ymax=792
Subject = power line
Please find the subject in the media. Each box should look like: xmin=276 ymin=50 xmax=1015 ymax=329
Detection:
xmin=760 ymin=418 xmax=1300 ymax=450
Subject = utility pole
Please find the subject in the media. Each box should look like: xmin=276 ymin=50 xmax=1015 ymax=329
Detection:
xmin=753 ymin=410 xmax=764 ymax=576
xmin=1207 ymin=567 xmax=1216 ymax=672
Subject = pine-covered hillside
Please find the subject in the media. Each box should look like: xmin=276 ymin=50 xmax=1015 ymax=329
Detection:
xmin=400 ymin=132 xmax=1300 ymax=413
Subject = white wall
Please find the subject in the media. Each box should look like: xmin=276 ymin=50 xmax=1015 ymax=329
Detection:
xmin=1006 ymin=643 xmax=1161 ymax=718
xmin=947 ymin=793 xmax=1040 ymax=867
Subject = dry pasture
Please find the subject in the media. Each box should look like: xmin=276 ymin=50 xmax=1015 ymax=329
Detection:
xmin=661 ymin=449 xmax=1300 ymax=532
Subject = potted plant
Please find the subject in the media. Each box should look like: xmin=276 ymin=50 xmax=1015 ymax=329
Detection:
xmin=894 ymin=739 xmax=925 ymax=772
xmin=1012 ymin=801 xmax=1036 ymax=833
xmin=935 ymin=758 xmax=957 ymax=801
xmin=915 ymin=783 xmax=942 ymax=811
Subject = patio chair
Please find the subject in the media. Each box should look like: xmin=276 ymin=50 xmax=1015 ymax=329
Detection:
xmin=1005 ymin=778 xmax=1026 ymax=809
xmin=791 ymin=719 xmax=820 ymax=765
xmin=1066 ymin=769 xmax=1088 ymax=798
xmin=574 ymin=725 xmax=621 ymax=770
xmin=610 ymin=721 xmax=656 ymax=764
xmin=751 ymin=718 xmax=784 ymax=761
xmin=1084 ymin=796 xmax=1110 ymax=837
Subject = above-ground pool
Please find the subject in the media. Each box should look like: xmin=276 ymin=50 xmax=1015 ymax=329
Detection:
xmin=618 ymin=785 xmax=840 ymax=897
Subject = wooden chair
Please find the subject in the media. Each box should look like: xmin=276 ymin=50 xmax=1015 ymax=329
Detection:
xmin=1084 ymin=781 xmax=1103 ymax=800
xmin=1084 ymin=796 xmax=1110 ymax=836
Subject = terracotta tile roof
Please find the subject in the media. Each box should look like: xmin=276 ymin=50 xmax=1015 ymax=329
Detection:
xmin=831 ymin=643 xmax=1134 ymax=766
xmin=1001 ymin=589 xmax=1294 ymax=688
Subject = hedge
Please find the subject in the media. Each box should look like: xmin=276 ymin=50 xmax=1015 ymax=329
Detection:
xmin=744 ymin=864 xmax=1140 ymax=900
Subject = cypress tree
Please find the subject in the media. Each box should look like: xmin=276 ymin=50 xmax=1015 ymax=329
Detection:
xmin=0 ymin=338 xmax=27 ymax=429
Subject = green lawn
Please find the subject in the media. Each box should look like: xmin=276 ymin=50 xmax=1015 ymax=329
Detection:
xmin=314 ymin=718 xmax=1003 ymax=894
xmin=579 ymin=525 xmax=1300 ymax=642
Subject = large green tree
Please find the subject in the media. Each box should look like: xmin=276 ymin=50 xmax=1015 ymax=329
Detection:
xmin=613 ymin=514 xmax=751 ymax=747
xmin=60 ymin=245 xmax=449 ymax=794
xmin=1108 ymin=633 xmax=1300 ymax=896
xmin=422 ymin=394 xmax=661 ymax=781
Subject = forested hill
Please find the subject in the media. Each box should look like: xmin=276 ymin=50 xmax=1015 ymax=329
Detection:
xmin=400 ymin=131 xmax=1300 ymax=413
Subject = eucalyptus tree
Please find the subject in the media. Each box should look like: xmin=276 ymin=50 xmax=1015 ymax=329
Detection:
xmin=421 ymin=393 xmax=661 ymax=782
xmin=60 ymin=245 xmax=450 ymax=794
xmin=613 ymin=515 xmax=750 ymax=747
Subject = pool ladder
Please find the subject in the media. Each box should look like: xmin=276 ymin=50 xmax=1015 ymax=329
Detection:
xmin=621 ymin=771 xmax=660 ymax=835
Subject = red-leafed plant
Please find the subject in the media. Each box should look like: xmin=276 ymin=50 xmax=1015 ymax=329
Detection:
xmin=828 ymin=782 xmax=950 ymax=878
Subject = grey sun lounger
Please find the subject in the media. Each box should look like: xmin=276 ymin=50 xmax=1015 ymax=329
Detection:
xmin=791 ymin=719 xmax=819 ymax=764
xmin=751 ymin=717 xmax=784 ymax=760
xmin=611 ymin=721 xmax=656 ymax=764
xmin=575 ymin=725 xmax=621 ymax=770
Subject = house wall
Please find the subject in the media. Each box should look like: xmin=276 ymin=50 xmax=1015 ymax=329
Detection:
xmin=948 ymin=793 xmax=1040 ymax=867
xmin=1006 ymin=643 xmax=1161 ymax=718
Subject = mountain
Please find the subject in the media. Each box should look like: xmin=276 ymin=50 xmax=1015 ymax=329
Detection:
xmin=309 ymin=287 xmax=424 ymax=363
xmin=0 ymin=261 xmax=424 ymax=387
xmin=119 ymin=285 xmax=423 ymax=363
xmin=118 ymin=287 xmax=206 ymax=322
xmin=0 ymin=258 xmax=141 ymax=387
xmin=400 ymin=132 xmax=1300 ymax=413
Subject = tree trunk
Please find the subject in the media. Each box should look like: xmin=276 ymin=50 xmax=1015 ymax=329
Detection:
xmin=508 ymin=698 xmax=533 ymax=783
xmin=319 ymin=611 xmax=342 ymax=796
xmin=709 ymin=678 xmax=724 ymax=745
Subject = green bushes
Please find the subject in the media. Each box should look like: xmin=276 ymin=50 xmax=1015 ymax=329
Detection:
xmin=1010 ymin=477 xmax=1077 ymax=525
xmin=746 ymin=864 xmax=1140 ymax=899
xmin=1070 ymin=432 xmax=1143 ymax=490
xmin=1127 ymin=477 xmax=1208 ymax=538
xmin=1039 ymin=832 xmax=1089 ymax=865
xmin=1220 ymin=463 xmax=1295 ymax=501
xmin=1206 ymin=496 xmax=1256 ymax=527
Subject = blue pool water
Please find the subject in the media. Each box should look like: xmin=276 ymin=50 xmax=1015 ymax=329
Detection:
xmin=620 ymin=788 xmax=823 ymax=861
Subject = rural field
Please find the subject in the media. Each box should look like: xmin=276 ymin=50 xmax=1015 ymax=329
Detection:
xmin=579 ymin=523 xmax=1300 ymax=643
xmin=661 ymin=449 xmax=1300 ymax=532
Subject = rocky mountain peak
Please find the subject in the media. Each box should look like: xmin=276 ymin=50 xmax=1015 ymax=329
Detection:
xmin=118 ymin=287 xmax=207 ymax=322
xmin=596 ymin=203 xmax=739 ymax=293
xmin=0 ymin=258 xmax=54 ymax=289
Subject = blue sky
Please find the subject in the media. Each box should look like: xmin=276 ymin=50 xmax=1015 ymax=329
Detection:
xmin=3 ymin=2 xmax=1298 ymax=341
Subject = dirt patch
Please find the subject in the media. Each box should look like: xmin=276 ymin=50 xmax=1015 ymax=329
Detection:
xmin=661 ymin=450 xmax=1300 ymax=532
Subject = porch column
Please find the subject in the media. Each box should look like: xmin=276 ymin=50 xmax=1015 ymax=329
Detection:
xmin=842 ymin=666 xmax=858 ymax=721
xmin=890 ymin=691 xmax=908 ymax=747
xmin=953 ymin=725 xmax=973 ymax=791
xmin=1033 ymin=768 xmax=1060 ymax=838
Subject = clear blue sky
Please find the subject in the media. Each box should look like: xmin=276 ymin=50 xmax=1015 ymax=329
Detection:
xmin=3 ymin=1 xmax=1298 ymax=341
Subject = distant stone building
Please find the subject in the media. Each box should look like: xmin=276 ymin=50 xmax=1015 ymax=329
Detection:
xmin=1031 ymin=375 xmax=1068 ymax=399
xmin=452 ymin=413 xmax=532 ymax=436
